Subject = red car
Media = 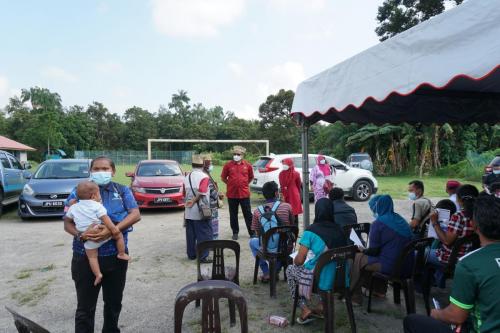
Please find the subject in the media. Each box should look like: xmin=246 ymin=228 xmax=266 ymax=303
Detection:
xmin=126 ymin=160 xmax=184 ymax=209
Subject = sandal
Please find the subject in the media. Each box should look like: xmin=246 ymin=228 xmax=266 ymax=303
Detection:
xmin=259 ymin=275 xmax=270 ymax=283
xmin=296 ymin=316 xmax=316 ymax=325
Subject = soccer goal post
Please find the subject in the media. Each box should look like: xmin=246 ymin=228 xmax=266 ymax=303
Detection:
xmin=147 ymin=139 xmax=270 ymax=160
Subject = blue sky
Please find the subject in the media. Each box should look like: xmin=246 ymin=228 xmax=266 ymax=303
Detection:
xmin=0 ymin=0 xmax=385 ymax=119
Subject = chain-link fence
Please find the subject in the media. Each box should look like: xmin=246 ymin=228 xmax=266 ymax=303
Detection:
xmin=74 ymin=150 xmax=194 ymax=165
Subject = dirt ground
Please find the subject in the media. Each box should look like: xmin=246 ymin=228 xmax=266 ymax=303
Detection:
xmin=0 ymin=198 xmax=441 ymax=333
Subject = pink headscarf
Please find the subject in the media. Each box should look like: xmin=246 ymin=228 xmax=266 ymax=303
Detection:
xmin=317 ymin=155 xmax=331 ymax=176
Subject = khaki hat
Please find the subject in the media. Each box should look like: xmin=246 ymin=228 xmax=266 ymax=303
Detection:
xmin=192 ymin=154 xmax=204 ymax=165
xmin=232 ymin=146 xmax=246 ymax=155
xmin=201 ymin=153 xmax=212 ymax=161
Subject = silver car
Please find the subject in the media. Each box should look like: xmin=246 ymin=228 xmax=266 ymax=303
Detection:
xmin=18 ymin=159 xmax=91 ymax=219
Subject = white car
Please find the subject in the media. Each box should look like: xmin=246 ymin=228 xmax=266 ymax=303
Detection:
xmin=250 ymin=153 xmax=378 ymax=201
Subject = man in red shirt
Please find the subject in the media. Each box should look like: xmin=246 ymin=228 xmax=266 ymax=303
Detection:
xmin=221 ymin=146 xmax=254 ymax=240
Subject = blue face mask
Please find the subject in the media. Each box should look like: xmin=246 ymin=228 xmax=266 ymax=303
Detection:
xmin=408 ymin=192 xmax=417 ymax=201
xmin=208 ymin=165 xmax=214 ymax=172
xmin=493 ymin=169 xmax=500 ymax=175
xmin=91 ymin=171 xmax=112 ymax=185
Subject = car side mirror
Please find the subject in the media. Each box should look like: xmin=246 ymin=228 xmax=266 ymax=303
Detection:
xmin=125 ymin=172 xmax=135 ymax=177
xmin=24 ymin=171 xmax=32 ymax=179
xmin=23 ymin=162 xmax=32 ymax=170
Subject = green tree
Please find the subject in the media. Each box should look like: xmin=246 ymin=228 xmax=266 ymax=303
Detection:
xmin=63 ymin=105 xmax=96 ymax=155
xmin=258 ymin=89 xmax=299 ymax=153
xmin=122 ymin=106 xmax=157 ymax=150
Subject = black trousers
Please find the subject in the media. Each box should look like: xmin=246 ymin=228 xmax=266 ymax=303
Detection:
xmin=227 ymin=197 xmax=253 ymax=236
xmin=71 ymin=253 xmax=128 ymax=333
xmin=403 ymin=314 xmax=453 ymax=333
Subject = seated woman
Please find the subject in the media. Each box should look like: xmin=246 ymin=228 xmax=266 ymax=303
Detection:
xmin=286 ymin=198 xmax=347 ymax=324
xmin=350 ymin=194 xmax=413 ymax=305
xmin=427 ymin=184 xmax=479 ymax=287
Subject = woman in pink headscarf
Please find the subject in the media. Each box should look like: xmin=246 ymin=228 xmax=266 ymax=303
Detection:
xmin=309 ymin=155 xmax=331 ymax=202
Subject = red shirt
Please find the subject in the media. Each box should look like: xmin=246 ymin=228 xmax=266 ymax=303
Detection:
xmin=221 ymin=160 xmax=254 ymax=199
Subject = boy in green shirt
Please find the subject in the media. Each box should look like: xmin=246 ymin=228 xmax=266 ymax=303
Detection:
xmin=404 ymin=194 xmax=500 ymax=333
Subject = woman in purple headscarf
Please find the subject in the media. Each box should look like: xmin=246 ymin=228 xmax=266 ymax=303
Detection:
xmin=309 ymin=155 xmax=331 ymax=202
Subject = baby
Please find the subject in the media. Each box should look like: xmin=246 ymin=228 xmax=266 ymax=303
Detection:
xmin=65 ymin=181 xmax=130 ymax=285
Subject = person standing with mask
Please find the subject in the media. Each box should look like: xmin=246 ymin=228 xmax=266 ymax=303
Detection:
xmin=279 ymin=158 xmax=302 ymax=226
xmin=64 ymin=156 xmax=141 ymax=333
xmin=202 ymin=154 xmax=223 ymax=239
xmin=309 ymin=155 xmax=331 ymax=202
xmin=221 ymin=146 xmax=254 ymax=240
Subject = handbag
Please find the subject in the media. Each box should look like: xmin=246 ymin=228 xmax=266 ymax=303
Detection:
xmin=208 ymin=173 xmax=224 ymax=209
xmin=188 ymin=173 xmax=212 ymax=220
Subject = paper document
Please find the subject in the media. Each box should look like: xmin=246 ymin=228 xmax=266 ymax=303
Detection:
xmin=428 ymin=222 xmax=448 ymax=239
xmin=436 ymin=208 xmax=451 ymax=222
xmin=350 ymin=229 xmax=364 ymax=248
xmin=289 ymin=251 xmax=298 ymax=259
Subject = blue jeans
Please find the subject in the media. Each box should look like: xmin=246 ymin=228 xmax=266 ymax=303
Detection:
xmin=249 ymin=238 xmax=282 ymax=276
xmin=426 ymin=248 xmax=446 ymax=288
xmin=185 ymin=219 xmax=213 ymax=260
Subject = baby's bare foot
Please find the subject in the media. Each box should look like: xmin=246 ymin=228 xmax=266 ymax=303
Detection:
xmin=117 ymin=253 xmax=130 ymax=261
xmin=94 ymin=274 xmax=103 ymax=286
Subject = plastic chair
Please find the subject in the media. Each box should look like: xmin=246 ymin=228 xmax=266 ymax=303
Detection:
xmin=342 ymin=223 xmax=371 ymax=247
xmin=174 ymin=280 xmax=248 ymax=333
xmin=5 ymin=306 xmax=50 ymax=333
xmin=196 ymin=240 xmax=240 ymax=326
xmin=291 ymin=245 xmax=357 ymax=333
xmin=367 ymin=237 xmax=434 ymax=315
xmin=422 ymin=233 xmax=480 ymax=315
xmin=252 ymin=225 xmax=299 ymax=298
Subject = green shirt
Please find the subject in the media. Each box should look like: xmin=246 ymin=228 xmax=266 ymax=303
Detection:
xmin=449 ymin=242 xmax=500 ymax=333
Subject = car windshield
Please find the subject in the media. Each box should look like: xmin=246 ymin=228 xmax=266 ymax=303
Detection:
xmin=34 ymin=162 xmax=89 ymax=179
xmin=137 ymin=163 xmax=181 ymax=176
xmin=350 ymin=155 xmax=370 ymax=162
xmin=253 ymin=158 xmax=271 ymax=168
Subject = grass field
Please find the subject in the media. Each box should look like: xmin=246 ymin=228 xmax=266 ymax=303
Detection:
xmin=113 ymin=164 xmax=482 ymax=199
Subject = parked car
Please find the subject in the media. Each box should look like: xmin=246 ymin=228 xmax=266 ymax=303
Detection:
xmin=126 ymin=160 xmax=184 ymax=209
xmin=0 ymin=150 xmax=32 ymax=216
xmin=251 ymin=153 xmax=378 ymax=201
xmin=18 ymin=159 xmax=91 ymax=219
xmin=482 ymin=154 xmax=500 ymax=192
xmin=346 ymin=153 xmax=373 ymax=171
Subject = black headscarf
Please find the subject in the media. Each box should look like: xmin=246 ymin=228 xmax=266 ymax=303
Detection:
xmin=308 ymin=198 xmax=347 ymax=249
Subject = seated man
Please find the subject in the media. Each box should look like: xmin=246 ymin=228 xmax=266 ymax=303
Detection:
xmin=328 ymin=187 xmax=357 ymax=228
xmin=249 ymin=181 xmax=294 ymax=282
xmin=403 ymin=194 xmax=500 ymax=333
xmin=408 ymin=180 xmax=434 ymax=235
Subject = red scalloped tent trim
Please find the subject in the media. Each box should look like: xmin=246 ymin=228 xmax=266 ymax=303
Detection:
xmin=291 ymin=63 xmax=500 ymax=119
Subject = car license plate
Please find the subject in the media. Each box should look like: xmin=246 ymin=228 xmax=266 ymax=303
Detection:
xmin=253 ymin=179 xmax=258 ymax=184
xmin=154 ymin=197 xmax=172 ymax=204
xmin=42 ymin=201 xmax=64 ymax=207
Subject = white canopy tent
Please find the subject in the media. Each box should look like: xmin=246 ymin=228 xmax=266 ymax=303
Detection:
xmin=291 ymin=0 xmax=500 ymax=226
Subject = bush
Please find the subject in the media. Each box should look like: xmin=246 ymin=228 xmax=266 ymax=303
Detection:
xmin=435 ymin=148 xmax=500 ymax=181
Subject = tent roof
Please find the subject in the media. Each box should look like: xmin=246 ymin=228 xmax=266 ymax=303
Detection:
xmin=0 ymin=136 xmax=36 ymax=151
xmin=291 ymin=0 xmax=500 ymax=125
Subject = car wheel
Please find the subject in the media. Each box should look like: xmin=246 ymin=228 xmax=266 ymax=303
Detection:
xmin=353 ymin=180 xmax=373 ymax=201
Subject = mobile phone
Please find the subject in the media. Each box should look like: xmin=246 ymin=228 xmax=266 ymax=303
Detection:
xmin=432 ymin=298 xmax=441 ymax=309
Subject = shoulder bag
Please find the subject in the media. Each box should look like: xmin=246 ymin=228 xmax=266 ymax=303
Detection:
xmin=188 ymin=173 xmax=212 ymax=220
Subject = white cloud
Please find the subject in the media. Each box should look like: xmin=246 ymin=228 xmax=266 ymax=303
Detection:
xmin=268 ymin=0 xmax=326 ymax=11
xmin=227 ymin=62 xmax=244 ymax=77
xmin=97 ymin=2 xmax=109 ymax=14
xmin=257 ymin=61 xmax=305 ymax=98
xmin=0 ymin=76 xmax=8 ymax=96
xmin=41 ymin=66 xmax=78 ymax=83
xmin=151 ymin=0 xmax=245 ymax=38
xmin=95 ymin=61 xmax=123 ymax=73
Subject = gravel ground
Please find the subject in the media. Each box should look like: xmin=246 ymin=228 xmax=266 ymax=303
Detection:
xmin=0 ymin=198 xmax=442 ymax=333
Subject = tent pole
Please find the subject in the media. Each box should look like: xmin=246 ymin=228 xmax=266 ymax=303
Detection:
xmin=301 ymin=119 xmax=310 ymax=228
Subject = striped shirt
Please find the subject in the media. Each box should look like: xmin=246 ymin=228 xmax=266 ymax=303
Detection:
xmin=251 ymin=200 xmax=294 ymax=234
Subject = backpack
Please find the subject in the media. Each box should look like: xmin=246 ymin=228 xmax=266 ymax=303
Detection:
xmin=258 ymin=201 xmax=283 ymax=252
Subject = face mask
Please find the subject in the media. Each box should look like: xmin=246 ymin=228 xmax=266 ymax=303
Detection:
xmin=233 ymin=155 xmax=242 ymax=162
xmin=208 ymin=165 xmax=214 ymax=172
xmin=282 ymin=164 xmax=289 ymax=171
xmin=408 ymin=192 xmax=417 ymax=201
xmin=319 ymin=160 xmax=326 ymax=165
xmin=493 ymin=169 xmax=500 ymax=175
xmin=91 ymin=171 xmax=112 ymax=185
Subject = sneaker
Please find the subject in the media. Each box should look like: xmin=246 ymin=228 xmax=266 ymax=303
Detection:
xmin=232 ymin=234 xmax=238 ymax=240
